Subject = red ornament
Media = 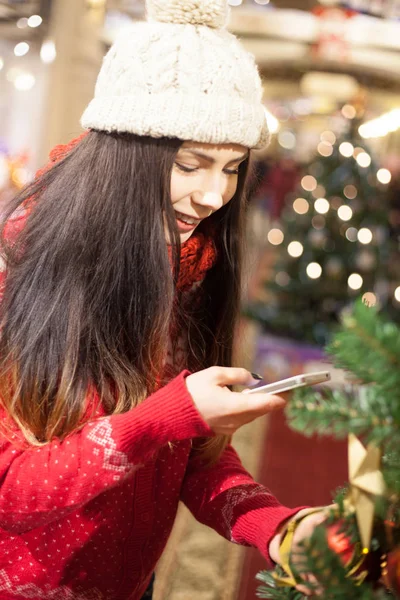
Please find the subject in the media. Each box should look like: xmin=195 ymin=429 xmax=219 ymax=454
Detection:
xmin=326 ymin=521 xmax=382 ymax=583
xmin=326 ymin=522 xmax=357 ymax=564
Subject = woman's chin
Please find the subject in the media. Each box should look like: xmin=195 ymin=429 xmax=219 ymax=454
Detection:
xmin=163 ymin=225 xmax=197 ymax=245
xmin=180 ymin=230 xmax=195 ymax=243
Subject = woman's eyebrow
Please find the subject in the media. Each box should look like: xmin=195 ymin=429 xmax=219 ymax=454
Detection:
xmin=227 ymin=152 xmax=249 ymax=165
xmin=178 ymin=149 xmax=249 ymax=164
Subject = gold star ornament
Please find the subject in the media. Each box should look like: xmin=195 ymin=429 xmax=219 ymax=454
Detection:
xmin=346 ymin=433 xmax=386 ymax=550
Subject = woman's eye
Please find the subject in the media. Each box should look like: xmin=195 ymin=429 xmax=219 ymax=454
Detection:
xmin=175 ymin=163 xmax=198 ymax=173
xmin=175 ymin=163 xmax=239 ymax=175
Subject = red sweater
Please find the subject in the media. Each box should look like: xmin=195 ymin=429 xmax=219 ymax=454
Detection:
xmin=0 ymin=139 xmax=303 ymax=600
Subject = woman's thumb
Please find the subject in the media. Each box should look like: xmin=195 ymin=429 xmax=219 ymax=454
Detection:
xmin=206 ymin=366 xmax=260 ymax=387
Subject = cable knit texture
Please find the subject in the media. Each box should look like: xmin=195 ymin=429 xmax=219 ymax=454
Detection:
xmin=0 ymin=139 xmax=304 ymax=599
xmin=81 ymin=0 xmax=269 ymax=149
xmin=147 ymin=0 xmax=229 ymax=28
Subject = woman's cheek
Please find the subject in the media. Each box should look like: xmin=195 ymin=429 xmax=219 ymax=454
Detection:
xmin=170 ymin=173 xmax=195 ymax=205
xmin=224 ymin=177 xmax=238 ymax=204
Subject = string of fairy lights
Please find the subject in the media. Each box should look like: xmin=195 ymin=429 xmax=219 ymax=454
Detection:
xmin=266 ymin=106 xmax=400 ymax=306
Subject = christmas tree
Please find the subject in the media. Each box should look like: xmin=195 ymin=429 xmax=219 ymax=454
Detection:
xmin=246 ymin=109 xmax=400 ymax=347
xmin=257 ymin=299 xmax=400 ymax=598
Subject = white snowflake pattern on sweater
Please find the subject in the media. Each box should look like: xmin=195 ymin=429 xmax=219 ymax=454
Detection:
xmin=0 ymin=570 xmax=103 ymax=599
xmin=87 ymin=418 xmax=141 ymax=480
xmin=221 ymin=484 xmax=268 ymax=543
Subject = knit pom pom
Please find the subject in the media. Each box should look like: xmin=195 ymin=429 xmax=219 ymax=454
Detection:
xmin=146 ymin=0 xmax=229 ymax=29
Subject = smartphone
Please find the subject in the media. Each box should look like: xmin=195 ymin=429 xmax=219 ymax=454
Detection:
xmin=243 ymin=371 xmax=331 ymax=395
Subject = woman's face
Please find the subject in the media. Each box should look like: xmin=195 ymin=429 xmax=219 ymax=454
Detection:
xmin=169 ymin=141 xmax=249 ymax=243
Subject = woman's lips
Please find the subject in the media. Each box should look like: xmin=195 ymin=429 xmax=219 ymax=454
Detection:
xmin=174 ymin=210 xmax=201 ymax=232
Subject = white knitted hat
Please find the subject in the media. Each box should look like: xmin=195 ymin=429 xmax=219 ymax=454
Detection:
xmin=81 ymin=0 xmax=269 ymax=149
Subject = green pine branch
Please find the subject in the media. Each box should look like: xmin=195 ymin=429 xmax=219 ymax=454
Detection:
xmin=257 ymin=526 xmax=391 ymax=599
xmin=289 ymin=384 xmax=395 ymax=438
xmin=257 ymin=301 xmax=400 ymax=599
xmin=287 ymin=385 xmax=399 ymax=446
xmin=382 ymin=445 xmax=400 ymax=495
xmin=284 ymin=301 xmax=400 ymax=480
xmin=327 ymin=301 xmax=400 ymax=401
xmin=255 ymin=570 xmax=303 ymax=600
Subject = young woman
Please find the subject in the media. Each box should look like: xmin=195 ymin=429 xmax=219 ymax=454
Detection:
xmin=0 ymin=1 xmax=327 ymax=598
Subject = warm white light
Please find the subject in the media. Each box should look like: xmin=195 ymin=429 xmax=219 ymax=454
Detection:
xmin=306 ymin=262 xmax=322 ymax=279
xmin=321 ymin=131 xmax=336 ymax=145
xmin=338 ymin=205 xmax=353 ymax=221
xmin=359 ymin=108 xmax=400 ymax=139
xmin=377 ymin=168 xmax=391 ymax=184
xmin=40 ymin=40 xmax=57 ymax=64
xmin=395 ymin=286 xmax=400 ymax=302
xmin=264 ymin=107 xmax=279 ymax=134
xmin=339 ymin=142 xmax=354 ymax=157
xmin=362 ymin=292 xmax=377 ymax=307
xmin=14 ymin=72 xmax=35 ymax=91
xmin=254 ymin=0 xmax=270 ymax=4
xmin=342 ymin=104 xmax=357 ymax=119
xmin=348 ymin=273 xmax=363 ymax=290
xmin=268 ymin=228 xmax=284 ymax=246
xmin=228 ymin=0 xmax=242 ymax=5
xmin=28 ymin=15 xmax=42 ymax=28
xmin=357 ymin=228 xmax=373 ymax=245
xmin=301 ymin=175 xmax=317 ymax=192
xmin=293 ymin=98 xmax=313 ymax=116
xmin=314 ymin=198 xmax=330 ymax=214
xmin=278 ymin=130 xmax=296 ymax=150
xmin=345 ymin=227 xmax=358 ymax=242
xmin=14 ymin=42 xmax=30 ymax=57
xmin=317 ymin=142 xmax=333 ymax=157
xmin=293 ymin=198 xmax=309 ymax=215
xmin=17 ymin=17 xmax=28 ymax=29
xmin=344 ymin=184 xmax=357 ymax=199
xmin=0 ymin=57 xmax=3 ymax=71
xmin=14 ymin=167 xmax=30 ymax=185
xmin=356 ymin=152 xmax=371 ymax=168
xmin=288 ymin=241 xmax=304 ymax=258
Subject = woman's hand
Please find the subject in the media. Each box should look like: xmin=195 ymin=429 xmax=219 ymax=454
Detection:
xmin=290 ymin=510 xmax=328 ymax=596
xmin=185 ymin=366 xmax=289 ymax=435
xmin=269 ymin=507 xmax=332 ymax=597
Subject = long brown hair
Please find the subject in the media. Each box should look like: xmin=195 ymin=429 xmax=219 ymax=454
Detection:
xmin=0 ymin=131 xmax=250 ymax=459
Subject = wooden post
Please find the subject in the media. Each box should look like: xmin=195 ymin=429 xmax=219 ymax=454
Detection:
xmin=39 ymin=0 xmax=105 ymax=163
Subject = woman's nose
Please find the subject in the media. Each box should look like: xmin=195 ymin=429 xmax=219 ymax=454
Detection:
xmin=196 ymin=191 xmax=224 ymax=212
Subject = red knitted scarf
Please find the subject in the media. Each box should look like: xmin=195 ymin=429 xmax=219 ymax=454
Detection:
xmin=175 ymin=232 xmax=217 ymax=293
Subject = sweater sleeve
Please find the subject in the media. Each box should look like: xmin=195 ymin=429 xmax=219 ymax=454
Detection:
xmin=180 ymin=443 xmax=307 ymax=567
xmin=0 ymin=371 xmax=212 ymax=534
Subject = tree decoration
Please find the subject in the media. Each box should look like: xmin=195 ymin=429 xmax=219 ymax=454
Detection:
xmin=346 ymin=434 xmax=386 ymax=550
xmin=256 ymin=300 xmax=400 ymax=598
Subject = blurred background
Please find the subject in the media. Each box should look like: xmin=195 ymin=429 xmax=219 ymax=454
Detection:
xmin=0 ymin=0 xmax=399 ymax=598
